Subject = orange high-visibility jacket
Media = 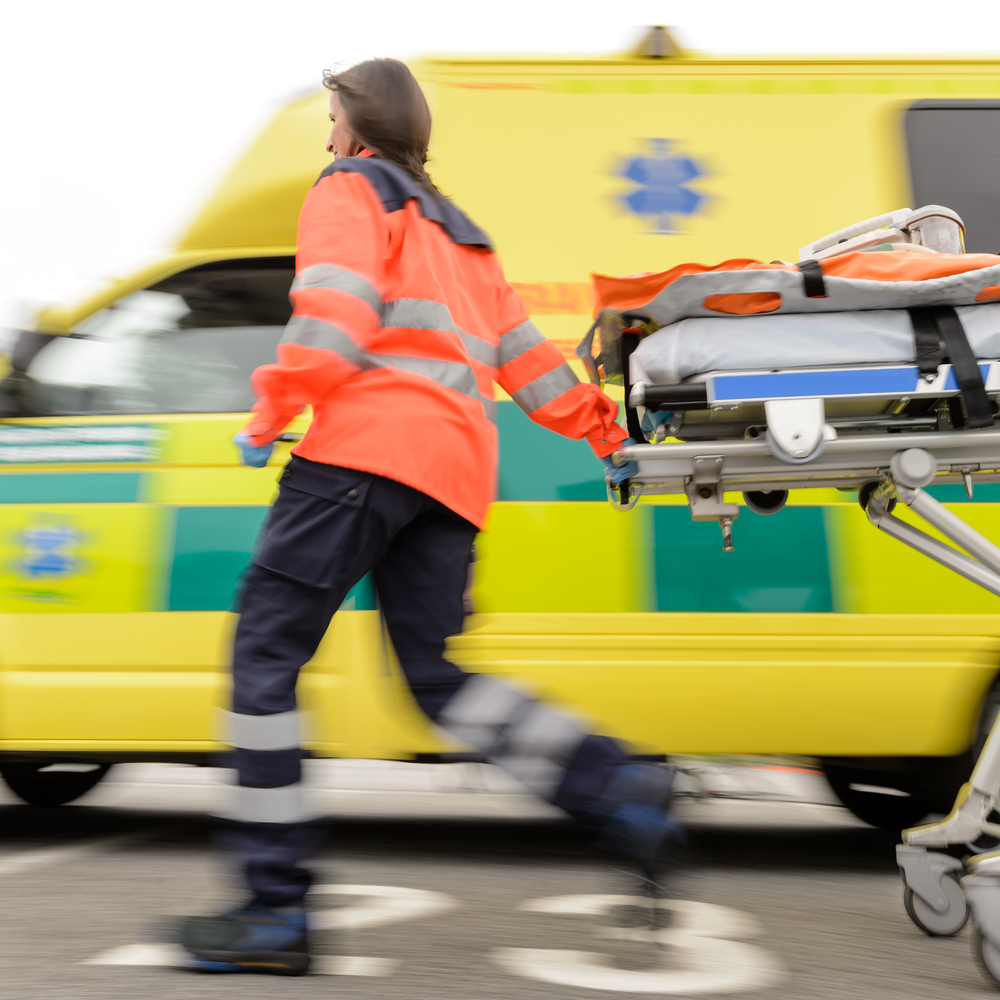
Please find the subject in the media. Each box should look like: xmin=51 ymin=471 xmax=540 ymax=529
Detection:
xmin=245 ymin=154 xmax=625 ymax=528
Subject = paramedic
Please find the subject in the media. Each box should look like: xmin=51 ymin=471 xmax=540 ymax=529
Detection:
xmin=177 ymin=57 xmax=661 ymax=975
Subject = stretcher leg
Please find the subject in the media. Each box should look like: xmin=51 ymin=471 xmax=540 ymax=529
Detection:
xmin=963 ymin=859 xmax=1000 ymax=988
xmin=869 ymin=453 xmax=1000 ymax=851
xmin=870 ymin=471 xmax=1000 ymax=972
xmin=851 ymin=451 xmax=1000 ymax=937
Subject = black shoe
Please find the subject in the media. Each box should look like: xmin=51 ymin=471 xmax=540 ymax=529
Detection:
xmin=592 ymin=764 xmax=679 ymax=864
xmin=177 ymin=899 xmax=310 ymax=975
xmin=590 ymin=764 xmax=687 ymax=938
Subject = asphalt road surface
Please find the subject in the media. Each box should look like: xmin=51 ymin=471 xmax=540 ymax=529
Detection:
xmin=0 ymin=760 xmax=997 ymax=1000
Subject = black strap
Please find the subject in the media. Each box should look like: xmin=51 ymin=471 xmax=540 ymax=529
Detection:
xmin=932 ymin=305 xmax=993 ymax=428
xmin=908 ymin=307 xmax=943 ymax=380
xmin=796 ymin=259 xmax=827 ymax=298
xmin=620 ymin=331 xmax=645 ymax=442
xmin=575 ymin=317 xmax=600 ymax=385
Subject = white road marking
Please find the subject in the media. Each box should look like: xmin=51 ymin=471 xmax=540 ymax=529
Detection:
xmin=310 ymin=883 xmax=458 ymax=930
xmin=494 ymin=895 xmax=784 ymax=994
xmin=82 ymin=884 xmax=447 ymax=977
xmin=83 ymin=943 xmax=398 ymax=975
xmin=84 ymin=944 xmax=182 ymax=967
xmin=494 ymin=945 xmax=780 ymax=994
xmin=0 ymin=832 xmax=147 ymax=879
xmin=315 ymin=955 xmax=398 ymax=976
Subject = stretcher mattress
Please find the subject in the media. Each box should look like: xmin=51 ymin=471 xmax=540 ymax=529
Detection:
xmin=630 ymin=301 xmax=1000 ymax=386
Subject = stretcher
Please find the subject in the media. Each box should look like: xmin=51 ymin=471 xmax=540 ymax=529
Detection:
xmin=577 ymin=207 xmax=1000 ymax=986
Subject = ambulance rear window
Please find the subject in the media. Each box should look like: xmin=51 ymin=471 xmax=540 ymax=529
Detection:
xmin=23 ymin=259 xmax=294 ymax=416
xmin=905 ymin=100 xmax=1000 ymax=254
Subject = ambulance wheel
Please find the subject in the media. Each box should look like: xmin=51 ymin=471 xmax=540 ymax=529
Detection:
xmin=822 ymin=762 xmax=932 ymax=830
xmin=973 ymin=925 xmax=1000 ymax=989
xmin=903 ymin=872 xmax=969 ymax=937
xmin=0 ymin=762 xmax=112 ymax=806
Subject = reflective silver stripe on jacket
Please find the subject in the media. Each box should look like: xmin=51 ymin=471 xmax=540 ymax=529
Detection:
xmin=220 ymin=783 xmax=310 ymax=824
xmin=498 ymin=320 xmax=547 ymax=367
xmin=510 ymin=363 xmax=579 ymax=414
xmin=382 ymin=298 xmax=498 ymax=369
xmin=374 ymin=353 xmax=484 ymax=406
xmin=437 ymin=675 xmax=587 ymax=800
xmin=282 ymin=315 xmax=494 ymax=419
xmin=281 ymin=315 xmax=367 ymax=366
xmin=222 ymin=709 xmax=300 ymax=751
xmin=292 ymin=264 xmax=383 ymax=315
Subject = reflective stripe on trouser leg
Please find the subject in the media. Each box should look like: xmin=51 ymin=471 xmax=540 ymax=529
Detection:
xmin=220 ymin=709 xmax=301 ymax=750
xmin=217 ymin=709 xmax=317 ymax=905
xmin=436 ymin=674 xmax=592 ymax=801
xmin=218 ymin=710 xmax=310 ymax=825
xmin=224 ymin=780 xmax=308 ymax=824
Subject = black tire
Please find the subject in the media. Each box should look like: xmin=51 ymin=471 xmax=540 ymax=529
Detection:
xmin=822 ymin=762 xmax=933 ymax=830
xmin=820 ymin=673 xmax=1000 ymax=835
xmin=0 ymin=762 xmax=112 ymax=806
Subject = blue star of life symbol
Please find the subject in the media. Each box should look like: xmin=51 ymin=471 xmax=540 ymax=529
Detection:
xmin=19 ymin=524 xmax=80 ymax=579
xmin=619 ymin=138 xmax=706 ymax=234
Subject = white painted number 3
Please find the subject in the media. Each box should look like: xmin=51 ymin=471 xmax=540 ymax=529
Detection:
xmin=88 ymin=885 xmax=783 ymax=990
xmin=493 ymin=894 xmax=784 ymax=994
xmin=318 ymin=887 xmax=783 ymax=993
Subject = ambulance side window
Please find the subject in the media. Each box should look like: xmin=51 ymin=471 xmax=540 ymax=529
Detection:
xmin=905 ymin=101 xmax=1000 ymax=254
xmin=22 ymin=260 xmax=294 ymax=415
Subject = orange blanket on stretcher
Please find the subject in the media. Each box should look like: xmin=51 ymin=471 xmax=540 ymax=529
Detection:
xmin=591 ymin=252 xmax=1000 ymax=318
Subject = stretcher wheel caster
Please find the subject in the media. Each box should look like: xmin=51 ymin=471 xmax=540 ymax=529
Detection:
xmin=858 ymin=480 xmax=896 ymax=513
xmin=743 ymin=489 xmax=788 ymax=515
xmin=903 ymin=870 xmax=969 ymax=937
xmin=973 ymin=925 xmax=1000 ymax=989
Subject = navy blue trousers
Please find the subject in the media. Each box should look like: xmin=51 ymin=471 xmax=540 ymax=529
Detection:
xmin=227 ymin=456 xmax=624 ymax=905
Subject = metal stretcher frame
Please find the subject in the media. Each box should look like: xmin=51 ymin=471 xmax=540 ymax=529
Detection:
xmin=621 ymin=428 xmax=1000 ymax=495
xmin=586 ymin=226 xmax=1000 ymax=976
xmin=609 ymin=343 xmax=1000 ymax=959
xmin=618 ymin=428 xmax=1000 ymax=589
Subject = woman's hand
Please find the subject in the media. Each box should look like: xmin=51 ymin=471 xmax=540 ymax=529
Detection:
xmin=233 ymin=431 xmax=274 ymax=468
xmin=601 ymin=438 xmax=639 ymax=484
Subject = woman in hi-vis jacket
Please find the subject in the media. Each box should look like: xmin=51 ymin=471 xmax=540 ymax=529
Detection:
xmin=177 ymin=57 xmax=671 ymax=975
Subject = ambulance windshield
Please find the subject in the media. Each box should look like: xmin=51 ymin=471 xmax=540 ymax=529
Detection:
xmin=22 ymin=261 xmax=294 ymax=415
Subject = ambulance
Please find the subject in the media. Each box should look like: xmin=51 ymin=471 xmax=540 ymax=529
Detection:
xmin=2 ymin=30 xmax=1000 ymax=828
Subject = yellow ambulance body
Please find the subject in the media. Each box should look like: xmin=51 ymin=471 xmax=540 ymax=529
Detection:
xmin=4 ymin=43 xmax=1000 ymax=816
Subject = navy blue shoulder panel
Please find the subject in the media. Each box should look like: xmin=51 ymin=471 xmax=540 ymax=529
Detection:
xmin=315 ymin=157 xmax=493 ymax=250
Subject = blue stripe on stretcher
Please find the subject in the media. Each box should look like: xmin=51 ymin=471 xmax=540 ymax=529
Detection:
xmin=709 ymin=363 xmax=992 ymax=404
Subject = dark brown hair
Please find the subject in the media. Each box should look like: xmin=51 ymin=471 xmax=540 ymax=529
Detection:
xmin=322 ymin=58 xmax=435 ymax=193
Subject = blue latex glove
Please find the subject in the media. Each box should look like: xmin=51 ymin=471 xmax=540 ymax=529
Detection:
xmin=602 ymin=437 xmax=639 ymax=485
xmin=640 ymin=409 xmax=673 ymax=439
xmin=233 ymin=431 xmax=274 ymax=468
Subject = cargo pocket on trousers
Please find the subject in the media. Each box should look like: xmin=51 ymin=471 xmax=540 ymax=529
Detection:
xmin=254 ymin=469 xmax=373 ymax=589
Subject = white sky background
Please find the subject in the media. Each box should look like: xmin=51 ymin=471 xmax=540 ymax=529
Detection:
xmin=1 ymin=0 xmax=999 ymax=332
